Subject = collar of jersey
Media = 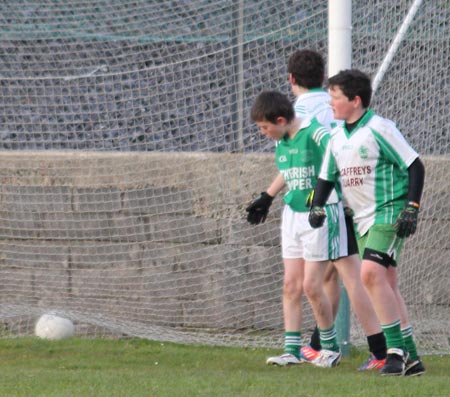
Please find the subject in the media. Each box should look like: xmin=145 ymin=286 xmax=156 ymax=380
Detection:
xmin=307 ymin=87 xmax=325 ymax=93
xmin=343 ymin=109 xmax=375 ymax=138
xmin=299 ymin=88 xmax=326 ymax=99
xmin=280 ymin=116 xmax=313 ymax=142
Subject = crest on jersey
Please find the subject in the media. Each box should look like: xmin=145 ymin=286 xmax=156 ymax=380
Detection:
xmin=359 ymin=145 xmax=368 ymax=159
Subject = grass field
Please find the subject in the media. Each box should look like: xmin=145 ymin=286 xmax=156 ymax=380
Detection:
xmin=0 ymin=338 xmax=448 ymax=397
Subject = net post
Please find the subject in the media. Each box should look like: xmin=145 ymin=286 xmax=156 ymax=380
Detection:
xmin=231 ymin=0 xmax=245 ymax=152
xmin=328 ymin=0 xmax=352 ymax=77
xmin=328 ymin=0 xmax=352 ymax=356
xmin=372 ymin=0 xmax=424 ymax=95
xmin=336 ymin=283 xmax=351 ymax=357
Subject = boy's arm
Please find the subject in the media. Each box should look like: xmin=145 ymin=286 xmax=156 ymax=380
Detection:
xmin=308 ymin=141 xmax=338 ymax=228
xmin=395 ymin=157 xmax=425 ymax=238
xmin=310 ymin=179 xmax=335 ymax=207
xmin=267 ymin=173 xmax=286 ymax=197
xmin=246 ymin=173 xmax=285 ymax=225
xmin=406 ymin=157 xmax=425 ymax=204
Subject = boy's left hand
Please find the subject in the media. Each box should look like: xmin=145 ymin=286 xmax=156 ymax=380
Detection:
xmin=395 ymin=204 xmax=419 ymax=238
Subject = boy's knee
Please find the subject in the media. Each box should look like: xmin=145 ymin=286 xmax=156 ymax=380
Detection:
xmin=360 ymin=268 xmax=372 ymax=288
xmin=361 ymin=263 xmax=384 ymax=289
xmin=303 ymin=279 xmax=320 ymax=301
xmin=283 ymin=278 xmax=302 ymax=299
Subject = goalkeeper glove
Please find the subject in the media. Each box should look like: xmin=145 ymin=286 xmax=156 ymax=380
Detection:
xmin=395 ymin=201 xmax=419 ymax=238
xmin=246 ymin=192 xmax=274 ymax=225
xmin=309 ymin=206 xmax=326 ymax=229
xmin=344 ymin=207 xmax=354 ymax=218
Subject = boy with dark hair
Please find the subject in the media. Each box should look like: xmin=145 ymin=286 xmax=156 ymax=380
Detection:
xmin=249 ymin=90 xmax=384 ymax=368
xmin=247 ymin=49 xmax=343 ymax=364
xmin=288 ymin=49 xmax=324 ymax=90
xmin=247 ymin=50 xmax=386 ymax=370
xmin=309 ymin=69 xmax=425 ymax=376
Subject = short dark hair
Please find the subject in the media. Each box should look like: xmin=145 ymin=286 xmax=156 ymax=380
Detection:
xmin=287 ymin=49 xmax=325 ymax=89
xmin=251 ymin=91 xmax=295 ymax=124
xmin=328 ymin=69 xmax=372 ymax=108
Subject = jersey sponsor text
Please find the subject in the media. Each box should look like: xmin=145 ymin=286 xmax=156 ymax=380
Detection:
xmin=340 ymin=166 xmax=371 ymax=188
xmin=280 ymin=165 xmax=315 ymax=180
xmin=280 ymin=165 xmax=315 ymax=192
xmin=340 ymin=166 xmax=372 ymax=176
xmin=342 ymin=177 xmax=364 ymax=187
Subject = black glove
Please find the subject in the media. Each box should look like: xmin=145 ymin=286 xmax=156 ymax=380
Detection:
xmin=309 ymin=206 xmax=326 ymax=228
xmin=344 ymin=207 xmax=354 ymax=218
xmin=246 ymin=192 xmax=274 ymax=225
xmin=395 ymin=202 xmax=419 ymax=238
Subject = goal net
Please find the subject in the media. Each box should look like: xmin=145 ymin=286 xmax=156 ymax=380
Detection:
xmin=0 ymin=1 xmax=448 ymax=354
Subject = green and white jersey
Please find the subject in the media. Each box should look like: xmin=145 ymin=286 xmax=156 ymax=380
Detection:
xmin=319 ymin=109 xmax=419 ymax=237
xmin=293 ymin=89 xmax=341 ymax=131
xmin=276 ymin=117 xmax=339 ymax=213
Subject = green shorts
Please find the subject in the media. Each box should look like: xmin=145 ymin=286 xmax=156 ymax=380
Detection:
xmin=357 ymin=224 xmax=405 ymax=267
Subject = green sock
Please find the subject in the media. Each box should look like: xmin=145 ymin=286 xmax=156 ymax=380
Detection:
xmin=284 ymin=331 xmax=301 ymax=358
xmin=381 ymin=320 xmax=405 ymax=351
xmin=319 ymin=326 xmax=339 ymax=352
xmin=402 ymin=325 xmax=418 ymax=360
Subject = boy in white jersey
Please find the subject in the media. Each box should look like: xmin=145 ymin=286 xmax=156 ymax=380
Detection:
xmin=309 ymin=69 xmax=425 ymax=376
xmin=289 ymin=50 xmax=338 ymax=132
xmin=246 ymin=50 xmax=386 ymax=370
xmin=289 ymin=49 xmax=342 ymax=363
xmin=249 ymin=90 xmax=384 ymax=368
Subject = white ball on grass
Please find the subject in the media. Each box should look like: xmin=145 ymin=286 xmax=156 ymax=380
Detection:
xmin=35 ymin=314 xmax=74 ymax=340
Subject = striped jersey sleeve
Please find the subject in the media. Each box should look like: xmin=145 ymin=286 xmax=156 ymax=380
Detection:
xmin=369 ymin=118 xmax=418 ymax=169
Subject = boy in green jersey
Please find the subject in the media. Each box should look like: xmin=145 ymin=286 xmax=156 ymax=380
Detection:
xmin=249 ymin=91 xmax=383 ymax=368
xmin=247 ymin=50 xmax=344 ymax=364
xmin=309 ymin=69 xmax=425 ymax=376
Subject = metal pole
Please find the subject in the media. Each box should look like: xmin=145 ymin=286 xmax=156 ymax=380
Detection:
xmin=372 ymin=0 xmax=423 ymax=95
xmin=328 ymin=0 xmax=352 ymax=76
xmin=232 ymin=0 xmax=245 ymax=152
xmin=328 ymin=0 xmax=352 ymax=357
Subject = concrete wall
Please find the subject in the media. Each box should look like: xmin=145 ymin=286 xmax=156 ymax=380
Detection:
xmin=0 ymin=152 xmax=448 ymax=339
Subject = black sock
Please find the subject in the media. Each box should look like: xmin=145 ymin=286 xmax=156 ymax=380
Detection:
xmin=309 ymin=326 xmax=321 ymax=351
xmin=367 ymin=332 xmax=387 ymax=360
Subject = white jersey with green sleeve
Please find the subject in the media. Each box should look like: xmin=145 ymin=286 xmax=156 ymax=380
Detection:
xmin=276 ymin=117 xmax=339 ymax=213
xmin=319 ymin=109 xmax=419 ymax=237
xmin=293 ymin=89 xmax=341 ymax=131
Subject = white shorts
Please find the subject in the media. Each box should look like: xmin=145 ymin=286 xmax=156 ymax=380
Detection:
xmin=281 ymin=203 xmax=348 ymax=261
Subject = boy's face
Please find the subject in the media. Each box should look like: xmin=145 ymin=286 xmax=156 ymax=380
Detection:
xmin=329 ymin=85 xmax=360 ymax=122
xmin=255 ymin=118 xmax=287 ymax=141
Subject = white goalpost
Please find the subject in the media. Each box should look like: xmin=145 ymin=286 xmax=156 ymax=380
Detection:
xmin=0 ymin=1 xmax=448 ymax=355
xmin=328 ymin=0 xmax=430 ymax=356
xmin=328 ymin=0 xmax=352 ymax=76
xmin=328 ymin=0 xmax=353 ymax=355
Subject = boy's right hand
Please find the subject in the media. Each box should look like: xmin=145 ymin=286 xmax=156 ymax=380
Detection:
xmin=309 ymin=206 xmax=326 ymax=228
xmin=246 ymin=192 xmax=274 ymax=225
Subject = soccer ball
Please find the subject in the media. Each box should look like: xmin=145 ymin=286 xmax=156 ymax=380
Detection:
xmin=34 ymin=314 xmax=74 ymax=340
